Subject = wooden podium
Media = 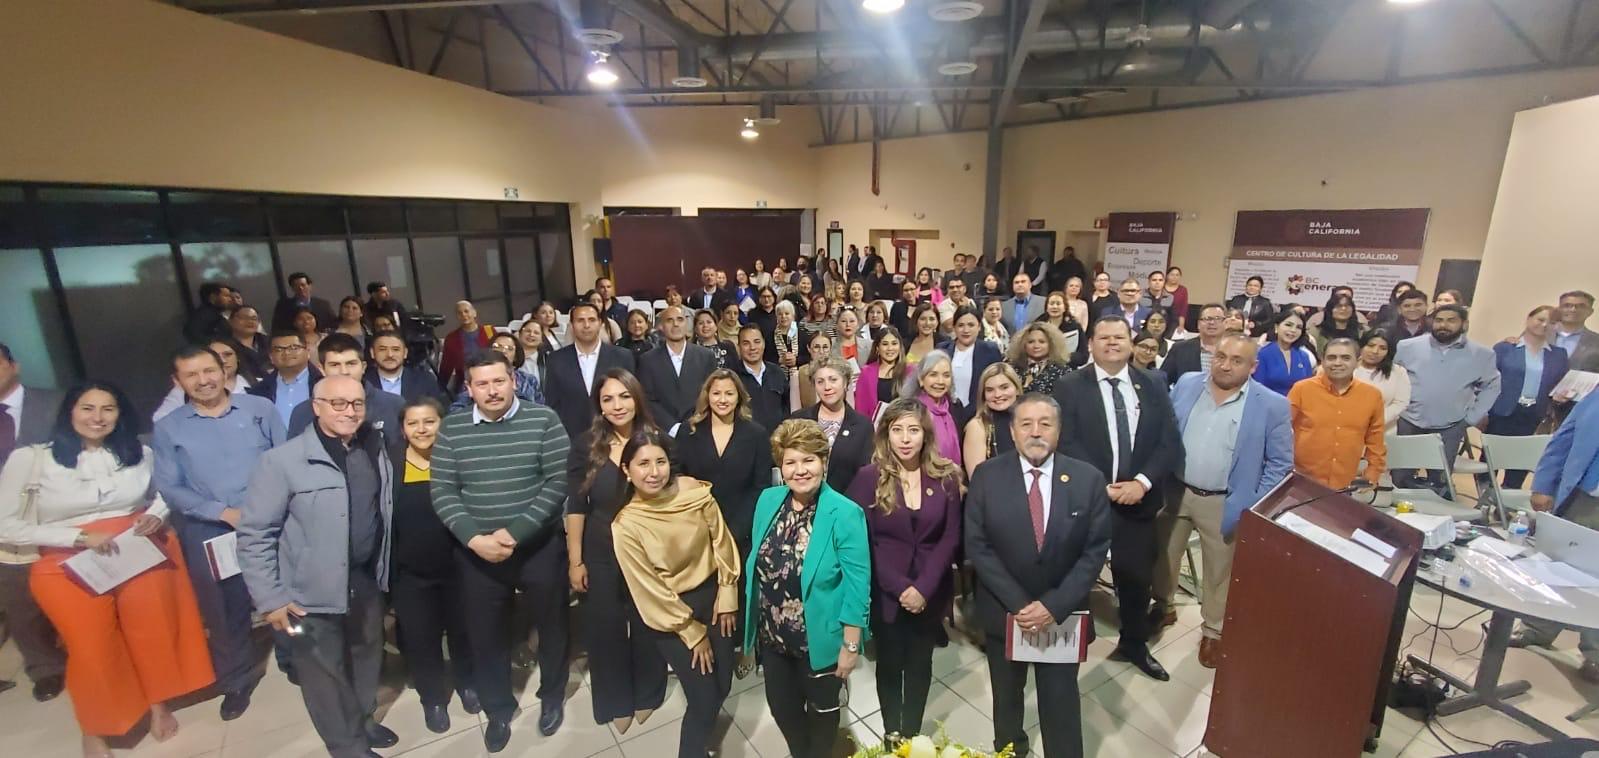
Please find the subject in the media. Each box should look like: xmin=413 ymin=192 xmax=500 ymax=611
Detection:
xmin=1204 ymin=472 xmax=1423 ymax=758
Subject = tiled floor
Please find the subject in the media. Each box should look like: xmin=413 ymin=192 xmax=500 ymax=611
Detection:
xmin=6 ymin=575 xmax=1599 ymax=758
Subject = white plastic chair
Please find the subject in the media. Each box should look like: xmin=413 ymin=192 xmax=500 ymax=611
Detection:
xmin=1482 ymin=434 xmax=1552 ymax=526
xmin=652 ymin=299 xmax=669 ymax=311
xmin=1379 ymin=433 xmax=1483 ymax=522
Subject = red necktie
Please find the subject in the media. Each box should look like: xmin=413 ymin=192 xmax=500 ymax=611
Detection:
xmin=0 ymin=405 xmax=16 ymax=469
xmin=1028 ymin=469 xmax=1046 ymax=549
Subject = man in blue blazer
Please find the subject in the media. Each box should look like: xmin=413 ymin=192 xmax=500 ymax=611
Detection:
xmin=1155 ymin=335 xmax=1293 ymax=668
xmin=1508 ymin=390 xmax=1599 ymax=680
xmin=1099 ymin=277 xmax=1152 ymax=332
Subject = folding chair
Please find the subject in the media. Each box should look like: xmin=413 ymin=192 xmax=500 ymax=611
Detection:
xmin=1377 ymin=433 xmax=1483 ymax=522
xmin=1481 ymin=434 xmax=1553 ymax=526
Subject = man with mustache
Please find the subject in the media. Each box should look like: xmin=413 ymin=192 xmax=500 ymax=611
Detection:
xmin=966 ymin=393 xmax=1111 ymax=758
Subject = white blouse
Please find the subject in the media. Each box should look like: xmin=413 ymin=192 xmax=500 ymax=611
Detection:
xmin=1354 ymin=365 xmax=1412 ymax=433
xmin=0 ymin=445 xmax=169 ymax=549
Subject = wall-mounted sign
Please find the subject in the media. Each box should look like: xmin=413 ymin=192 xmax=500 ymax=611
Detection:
xmin=1104 ymin=212 xmax=1177 ymax=286
xmin=1093 ymin=216 xmax=1107 ymax=229
xmin=1026 ymin=219 xmax=1046 ymax=230
xmin=1227 ymin=208 xmax=1429 ymax=310
xmin=503 ymin=187 xmax=519 ymax=199
xmin=829 ymin=220 xmax=841 ymax=229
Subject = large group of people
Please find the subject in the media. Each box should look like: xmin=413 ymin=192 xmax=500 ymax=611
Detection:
xmin=0 ymin=251 xmax=1594 ymax=758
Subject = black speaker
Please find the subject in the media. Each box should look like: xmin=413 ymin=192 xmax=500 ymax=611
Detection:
xmin=593 ymin=238 xmax=612 ymax=265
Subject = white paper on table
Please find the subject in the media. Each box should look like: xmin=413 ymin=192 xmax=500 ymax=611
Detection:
xmin=1277 ymin=512 xmax=1391 ymax=577
xmin=1006 ymin=612 xmax=1089 ymax=664
xmin=1468 ymin=535 xmax=1529 ymax=560
xmin=62 ymin=528 xmax=168 ymax=595
xmin=1551 ymin=370 xmax=1599 ymax=403
xmin=204 ymin=531 xmax=242 ymax=581
xmin=1352 ymin=529 xmax=1398 ymax=559
xmin=1516 ymin=560 xmax=1599 ymax=588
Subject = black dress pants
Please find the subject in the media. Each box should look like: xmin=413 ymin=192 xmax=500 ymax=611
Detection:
xmin=389 ymin=563 xmax=473 ymax=707
xmin=761 ymin=650 xmax=844 ymax=758
xmin=173 ymin=514 xmax=265 ymax=693
xmin=984 ymin=638 xmax=1083 ymax=758
xmin=1110 ymin=512 xmax=1156 ymax=650
xmin=584 ymin=560 xmax=667 ymax=723
xmin=455 ymin=527 xmax=571 ymax=721
xmin=279 ymin=570 xmax=385 ymax=758
xmin=645 ymin=579 xmax=733 ymax=758
xmin=872 ymin=609 xmax=939 ymax=737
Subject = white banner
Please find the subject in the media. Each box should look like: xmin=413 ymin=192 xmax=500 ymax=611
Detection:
xmin=1225 ymin=259 xmax=1420 ymax=312
xmin=1104 ymin=241 xmax=1170 ymax=288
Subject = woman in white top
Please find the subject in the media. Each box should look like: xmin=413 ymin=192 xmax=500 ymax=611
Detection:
xmin=980 ymin=297 xmax=1011 ymax=350
xmin=1353 ymin=329 xmax=1411 ymax=432
xmin=1063 ymin=276 xmax=1091 ymax=328
xmin=751 ymin=259 xmax=773 ymax=289
xmin=152 ymin=338 xmax=252 ymax=423
xmin=0 ymin=382 xmax=214 ymax=757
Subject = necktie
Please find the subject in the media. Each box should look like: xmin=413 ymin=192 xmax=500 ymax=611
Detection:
xmin=1107 ymin=377 xmax=1133 ymax=482
xmin=0 ymin=404 xmax=14 ymax=469
xmin=1028 ymin=469 xmax=1046 ymax=549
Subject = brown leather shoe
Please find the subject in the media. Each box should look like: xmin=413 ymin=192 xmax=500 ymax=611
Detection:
xmin=1582 ymin=659 xmax=1599 ymax=685
xmin=1148 ymin=606 xmax=1178 ymax=632
xmin=1198 ymin=637 xmax=1220 ymax=669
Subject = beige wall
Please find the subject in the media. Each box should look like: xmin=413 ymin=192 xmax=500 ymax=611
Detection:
xmin=1002 ymin=69 xmax=1599 ymax=306
xmin=1473 ymin=93 xmax=1599 ymax=342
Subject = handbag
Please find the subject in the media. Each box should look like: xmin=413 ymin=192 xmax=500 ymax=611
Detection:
xmin=0 ymin=445 xmax=48 ymax=563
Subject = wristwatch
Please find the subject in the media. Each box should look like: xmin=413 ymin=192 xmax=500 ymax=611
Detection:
xmin=843 ymin=640 xmax=860 ymax=654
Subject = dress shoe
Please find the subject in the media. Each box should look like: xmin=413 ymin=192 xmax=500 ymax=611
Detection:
xmin=1507 ymin=629 xmax=1553 ymax=649
xmin=1583 ymin=660 xmax=1599 ymax=685
xmin=1198 ymin=637 xmax=1220 ymax=669
xmin=1148 ymin=606 xmax=1177 ymax=632
xmin=364 ymin=721 xmax=398 ymax=748
xmin=457 ymin=688 xmax=482 ymax=715
xmin=423 ymin=704 xmax=450 ymax=734
xmin=538 ymin=699 xmax=565 ymax=736
xmin=32 ymin=674 xmax=64 ymax=702
xmin=484 ymin=718 xmax=512 ymax=753
xmin=1110 ymin=645 xmax=1170 ymax=681
xmin=219 ymin=690 xmax=252 ymax=721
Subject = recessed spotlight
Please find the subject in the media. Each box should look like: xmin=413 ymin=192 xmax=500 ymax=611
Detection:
xmin=928 ymin=1 xmax=982 ymax=22
xmin=862 ymin=0 xmax=905 ymax=14
xmin=740 ymin=118 xmax=760 ymax=139
xmin=587 ymin=50 xmax=619 ymax=86
xmin=671 ymin=76 xmax=709 ymax=88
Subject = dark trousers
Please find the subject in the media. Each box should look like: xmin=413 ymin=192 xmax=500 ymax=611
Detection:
xmin=1110 ymin=512 xmax=1156 ymax=649
xmin=985 ymin=639 xmax=1083 ymax=758
xmin=646 ymin=580 xmax=733 ymax=758
xmin=583 ymin=561 xmax=667 ymax=723
xmin=0 ymin=561 xmax=65 ymax=682
xmin=872 ymin=610 xmax=939 ymax=738
xmin=172 ymin=514 xmax=264 ymax=693
xmin=761 ymin=650 xmax=844 ymax=758
xmin=279 ymin=569 xmax=384 ymax=758
xmin=1485 ymin=406 xmax=1543 ymax=488
xmin=455 ymin=528 xmax=570 ymax=721
xmin=1394 ymin=418 xmax=1468 ymax=498
xmin=390 ymin=564 xmax=473 ymax=707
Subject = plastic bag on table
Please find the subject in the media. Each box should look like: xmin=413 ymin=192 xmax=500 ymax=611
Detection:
xmin=1457 ymin=546 xmax=1575 ymax=608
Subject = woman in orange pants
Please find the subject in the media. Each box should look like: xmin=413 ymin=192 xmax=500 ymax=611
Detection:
xmin=0 ymin=381 xmax=214 ymax=757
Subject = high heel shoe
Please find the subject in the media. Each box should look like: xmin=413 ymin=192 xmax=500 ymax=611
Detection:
xmin=612 ymin=716 xmax=634 ymax=735
xmin=634 ymin=708 xmax=655 ymax=726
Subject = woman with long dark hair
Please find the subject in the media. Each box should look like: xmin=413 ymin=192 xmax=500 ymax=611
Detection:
xmin=564 ymin=369 xmax=668 ymax=734
xmin=1253 ymin=309 xmax=1319 ymax=395
xmin=612 ymin=429 xmax=742 ymax=758
xmin=694 ymin=309 xmax=737 ymax=369
xmin=844 ymin=399 xmax=963 ymax=741
xmin=1372 ymin=280 xmax=1416 ymax=325
xmin=332 ymin=296 xmax=370 ymax=348
xmin=617 ymin=309 xmax=659 ymax=357
xmin=856 ymin=327 xmax=913 ymax=414
xmin=906 ymin=303 xmax=941 ymax=365
xmin=1354 ymin=329 xmax=1410 ymax=433
xmin=1035 ymin=291 xmax=1087 ymax=367
xmin=1311 ymin=294 xmax=1363 ymax=352
xmin=516 ymin=318 xmax=551 ymax=390
xmin=0 ymin=382 xmax=213 ymax=757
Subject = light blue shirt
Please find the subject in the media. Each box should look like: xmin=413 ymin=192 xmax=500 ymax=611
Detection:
xmin=1011 ymin=296 xmax=1031 ymax=332
xmin=1394 ymin=335 xmax=1501 ymax=428
xmin=273 ymin=369 xmax=312 ymax=428
xmin=151 ymin=394 xmax=286 ymax=522
xmin=378 ymin=372 xmax=404 ymax=398
xmin=1181 ymin=382 xmax=1249 ymax=491
xmin=1521 ymin=343 xmax=1544 ymax=402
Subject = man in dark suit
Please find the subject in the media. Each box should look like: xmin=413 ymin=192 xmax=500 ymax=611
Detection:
xmin=1052 ymin=315 xmax=1184 ymax=681
xmin=638 ymin=305 xmax=717 ymax=430
xmin=544 ymin=302 xmax=637 ymax=437
xmin=365 ymin=331 xmax=444 ymax=404
xmin=733 ymin=324 xmax=788 ymax=433
xmin=1099 ymin=277 xmax=1152 ymax=331
xmin=0 ymin=342 xmax=67 ymax=701
xmin=966 ymin=393 xmax=1111 ymax=758
xmin=847 ymin=244 xmax=883 ymax=281
xmin=688 ymin=266 xmax=731 ymax=313
xmin=1163 ymin=303 xmax=1228 ymax=387
xmin=1225 ymin=276 xmax=1276 ymax=339
xmin=184 ymin=282 xmax=233 ymax=345
xmin=363 ymin=281 xmax=407 ymax=331
xmin=249 ymin=331 xmax=324 ymax=430
xmin=285 ymin=333 xmax=405 ymax=448
xmin=594 ymin=276 xmax=630 ymax=326
xmin=272 ymin=271 xmax=338 ymax=332
xmin=1047 ymin=246 xmax=1088 ymax=295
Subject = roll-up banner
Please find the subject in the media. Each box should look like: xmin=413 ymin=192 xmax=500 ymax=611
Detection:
xmin=1104 ymin=212 xmax=1176 ymax=287
xmin=1227 ymin=209 xmax=1429 ymax=311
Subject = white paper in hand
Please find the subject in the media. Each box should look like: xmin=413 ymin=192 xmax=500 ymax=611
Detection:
xmin=1005 ymin=612 xmax=1089 ymax=664
xmin=204 ymin=531 xmax=242 ymax=581
xmin=62 ymin=528 xmax=168 ymax=595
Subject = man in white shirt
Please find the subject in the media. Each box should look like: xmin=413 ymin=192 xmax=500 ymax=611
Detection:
xmin=938 ymin=278 xmax=975 ymax=332
xmin=639 ymin=306 xmax=717 ymax=429
xmin=544 ymin=303 xmax=637 ymax=436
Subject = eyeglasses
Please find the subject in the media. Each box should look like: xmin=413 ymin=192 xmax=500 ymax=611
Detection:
xmin=270 ymin=345 xmax=305 ymax=353
xmin=315 ymin=398 xmax=366 ymax=411
xmin=1119 ymin=289 xmax=1141 ymax=295
xmin=1198 ymin=316 xmax=1225 ymax=323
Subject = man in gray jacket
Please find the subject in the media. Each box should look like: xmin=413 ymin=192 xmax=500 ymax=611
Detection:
xmin=240 ymin=375 xmax=397 ymax=758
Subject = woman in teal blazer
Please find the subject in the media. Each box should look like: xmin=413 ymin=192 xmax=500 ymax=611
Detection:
xmin=743 ymin=419 xmax=872 ymax=758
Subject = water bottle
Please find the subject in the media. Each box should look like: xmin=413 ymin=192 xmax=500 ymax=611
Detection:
xmin=1509 ymin=512 xmax=1531 ymax=545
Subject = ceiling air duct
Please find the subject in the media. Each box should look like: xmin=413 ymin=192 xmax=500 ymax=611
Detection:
xmin=673 ymin=46 xmax=707 ymax=87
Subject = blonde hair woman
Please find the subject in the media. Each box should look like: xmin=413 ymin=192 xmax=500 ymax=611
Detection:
xmin=1007 ymin=321 xmax=1070 ymax=395
xmin=961 ymin=363 xmax=1023 ymax=476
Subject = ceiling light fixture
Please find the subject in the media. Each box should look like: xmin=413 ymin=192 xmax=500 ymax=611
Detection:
xmin=740 ymin=118 xmax=760 ymax=140
xmin=1387 ymin=0 xmax=1430 ymax=4
xmin=862 ymin=0 xmax=905 ymax=14
xmin=586 ymin=50 xmax=618 ymax=86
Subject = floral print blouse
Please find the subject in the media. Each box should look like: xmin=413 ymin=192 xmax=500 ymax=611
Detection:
xmin=755 ymin=495 xmax=817 ymax=657
xmin=1018 ymin=359 xmax=1069 ymax=396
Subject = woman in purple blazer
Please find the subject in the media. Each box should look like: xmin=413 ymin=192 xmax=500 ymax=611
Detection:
xmin=843 ymin=398 xmax=964 ymax=742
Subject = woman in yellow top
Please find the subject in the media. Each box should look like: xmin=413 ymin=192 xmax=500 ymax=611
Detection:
xmin=612 ymin=428 xmax=742 ymax=758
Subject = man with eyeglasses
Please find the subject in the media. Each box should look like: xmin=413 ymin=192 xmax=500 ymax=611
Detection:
xmin=250 ymin=330 xmax=323 ymax=429
xmin=154 ymin=344 xmax=288 ymax=720
xmin=1163 ymin=304 xmax=1228 ymax=388
xmin=241 ymin=375 xmax=399 ymax=757
xmin=286 ymin=333 xmax=404 ymax=448
xmin=1100 ymin=278 xmax=1152 ymax=331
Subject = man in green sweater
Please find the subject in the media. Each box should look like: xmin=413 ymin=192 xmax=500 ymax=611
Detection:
xmin=430 ymin=352 xmax=572 ymax=752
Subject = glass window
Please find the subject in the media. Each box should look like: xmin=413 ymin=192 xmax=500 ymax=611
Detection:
xmin=0 ymin=248 xmax=74 ymax=389
xmin=411 ymin=237 xmax=466 ymax=316
xmin=407 ymin=202 xmax=456 ymax=234
xmin=499 ymin=202 xmax=534 ymax=231
xmin=503 ymin=237 xmax=540 ymax=320
xmin=463 ymin=238 xmax=508 ymax=324
xmin=54 ymin=244 xmax=187 ymax=423
xmin=0 ymin=187 xmax=33 ymax=248
xmin=353 ymin=238 xmax=416 ymax=311
xmin=276 ymin=240 xmax=355 ymax=304
xmin=459 ymin=202 xmax=499 ymax=232
xmin=538 ymin=231 xmax=576 ymax=306
xmin=37 ymin=188 xmax=164 ymax=246
xmin=180 ymin=242 xmax=278 ymax=314
xmin=348 ymin=201 xmax=406 ymax=235
xmin=269 ymin=196 xmax=345 ymax=237
xmin=168 ymin=192 xmax=266 ymax=239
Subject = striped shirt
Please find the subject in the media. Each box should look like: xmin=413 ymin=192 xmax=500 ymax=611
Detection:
xmin=430 ymin=401 xmax=571 ymax=545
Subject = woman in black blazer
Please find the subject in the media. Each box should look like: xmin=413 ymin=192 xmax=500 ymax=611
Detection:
xmin=789 ymin=356 xmax=874 ymax=493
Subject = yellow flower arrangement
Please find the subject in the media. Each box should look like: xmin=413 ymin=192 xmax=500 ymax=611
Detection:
xmin=850 ymin=724 xmax=1016 ymax=758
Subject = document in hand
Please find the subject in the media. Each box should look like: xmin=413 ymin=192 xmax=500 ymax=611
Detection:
xmin=204 ymin=531 xmax=242 ymax=582
xmin=62 ymin=528 xmax=168 ymax=595
xmin=1005 ymin=611 xmax=1090 ymax=664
